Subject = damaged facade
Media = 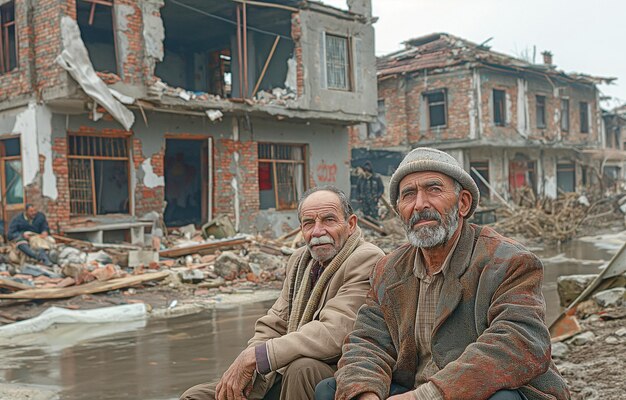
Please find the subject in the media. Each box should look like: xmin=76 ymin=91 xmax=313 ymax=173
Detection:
xmin=351 ymin=33 xmax=622 ymax=204
xmin=0 ymin=0 xmax=376 ymax=238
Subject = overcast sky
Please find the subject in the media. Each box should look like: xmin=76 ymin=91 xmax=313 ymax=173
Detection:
xmin=322 ymin=0 xmax=626 ymax=109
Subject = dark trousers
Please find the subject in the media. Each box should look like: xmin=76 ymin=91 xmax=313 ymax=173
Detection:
xmin=314 ymin=377 xmax=527 ymax=400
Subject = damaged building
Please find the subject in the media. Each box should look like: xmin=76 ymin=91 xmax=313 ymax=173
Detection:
xmin=0 ymin=0 xmax=376 ymax=238
xmin=351 ymin=33 xmax=622 ymax=204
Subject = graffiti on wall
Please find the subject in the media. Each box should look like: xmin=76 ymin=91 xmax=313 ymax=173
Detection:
xmin=316 ymin=161 xmax=337 ymax=183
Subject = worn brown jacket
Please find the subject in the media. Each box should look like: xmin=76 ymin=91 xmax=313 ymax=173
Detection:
xmin=336 ymin=223 xmax=570 ymax=400
xmin=248 ymin=238 xmax=384 ymax=372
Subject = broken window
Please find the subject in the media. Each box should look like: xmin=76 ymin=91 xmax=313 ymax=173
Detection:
xmin=258 ymin=143 xmax=307 ymax=211
xmin=536 ymin=95 xmax=546 ymax=129
xmin=493 ymin=89 xmax=506 ymax=126
xmin=557 ymin=163 xmax=576 ymax=194
xmin=0 ymin=1 xmax=17 ymax=74
xmin=560 ymin=98 xmax=569 ymax=132
xmin=579 ymin=102 xmax=589 ymax=133
xmin=157 ymin=0 xmax=294 ymax=98
xmin=424 ymin=90 xmax=447 ymax=128
xmin=470 ymin=161 xmax=490 ymax=198
xmin=325 ymin=33 xmax=351 ymax=90
xmin=368 ymin=99 xmax=386 ymax=138
xmin=67 ymin=134 xmax=130 ymax=216
xmin=76 ymin=0 xmax=117 ymax=74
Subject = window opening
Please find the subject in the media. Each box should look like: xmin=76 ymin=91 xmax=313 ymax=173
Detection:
xmin=425 ymin=90 xmax=447 ymax=128
xmin=0 ymin=1 xmax=17 ymax=74
xmin=493 ymin=89 xmax=506 ymax=126
xmin=536 ymin=95 xmax=546 ymax=129
xmin=579 ymin=102 xmax=589 ymax=133
xmin=68 ymin=134 xmax=130 ymax=216
xmin=0 ymin=137 xmax=23 ymax=237
xmin=325 ymin=34 xmax=351 ymax=90
xmin=76 ymin=0 xmax=117 ymax=74
xmin=258 ymin=143 xmax=307 ymax=210
xmin=560 ymin=98 xmax=569 ymax=132
xmin=556 ymin=163 xmax=576 ymax=193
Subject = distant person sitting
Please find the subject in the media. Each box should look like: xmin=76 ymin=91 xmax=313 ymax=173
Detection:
xmin=8 ymin=204 xmax=54 ymax=267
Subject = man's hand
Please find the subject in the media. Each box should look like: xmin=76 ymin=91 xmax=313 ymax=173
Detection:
xmin=215 ymin=347 xmax=257 ymax=400
xmin=388 ymin=392 xmax=415 ymax=400
xmin=40 ymin=231 xmax=49 ymax=238
xmin=23 ymin=232 xmax=35 ymax=239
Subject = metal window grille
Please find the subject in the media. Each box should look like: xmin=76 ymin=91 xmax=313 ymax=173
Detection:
xmin=67 ymin=134 xmax=129 ymax=216
xmin=325 ymin=34 xmax=350 ymax=90
xmin=0 ymin=1 xmax=17 ymax=74
xmin=258 ymin=143 xmax=307 ymax=210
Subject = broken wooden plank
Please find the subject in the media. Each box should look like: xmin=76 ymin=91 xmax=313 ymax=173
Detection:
xmin=360 ymin=216 xmax=387 ymax=236
xmin=0 ymin=271 xmax=170 ymax=300
xmin=158 ymin=238 xmax=250 ymax=258
xmin=0 ymin=278 xmax=33 ymax=292
xmin=277 ymin=227 xmax=301 ymax=242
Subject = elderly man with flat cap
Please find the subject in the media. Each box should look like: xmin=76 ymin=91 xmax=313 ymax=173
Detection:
xmin=316 ymin=148 xmax=569 ymax=400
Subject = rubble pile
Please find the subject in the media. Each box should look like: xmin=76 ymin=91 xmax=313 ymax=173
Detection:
xmin=552 ymin=281 xmax=626 ymax=399
xmin=0 ymin=217 xmax=295 ymax=324
xmin=492 ymin=190 xmax=623 ymax=243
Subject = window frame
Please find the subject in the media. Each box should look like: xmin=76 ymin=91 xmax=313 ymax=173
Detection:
xmin=493 ymin=89 xmax=506 ymax=127
xmin=535 ymin=95 xmax=547 ymax=129
xmin=76 ymin=0 xmax=119 ymax=75
xmin=0 ymin=1 xmax=18 ymax=75
xmin=67 ymin=132 xmax=131 ymax=217
xmin=579 ymin=101 xmax=589 ymax=134
xmin=324 ymin=33 xmax=352 ymax=91
xmin=560 ymin=98 xmax=570 ymax=132
xmin=257 ymin=142 xmax=308 ymax=211
xmin=424 ymin=89 xmax=448 ymax=128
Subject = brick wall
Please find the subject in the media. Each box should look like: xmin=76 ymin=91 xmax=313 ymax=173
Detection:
xmin=46 ymin=137 xmax=71 ymax=231
xmin=132 ymin=138 xmax=165 ymax=217
xmin=0 ymin=0 xmax=34 ymax=104
xmin=291 ymin=12 xmax=304 ymax=97
xmin=116 ymin=0 xmax=144 ymax=85
xmin=215 ymin=139 xmax=259 ymax=227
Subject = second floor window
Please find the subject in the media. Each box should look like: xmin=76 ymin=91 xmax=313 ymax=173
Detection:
xmin=0 ymin=1 xmax=17 ymax=75
xmin=536 ymin=95 xmax=546 ymax=129
xmin=325 ymin=34 xmax=351 ymax=90
xmin=493 ymin=89 xmax=506 ymax=126
xmin=579 ymin=102 xmax=589 ymax=133
xmin=424 ymin=90 xmax=447 ymax=128
xmin=77 ymin=0 xmax=117 ymax=74
xmin=560 ymin=98 xmax=570 ymax=132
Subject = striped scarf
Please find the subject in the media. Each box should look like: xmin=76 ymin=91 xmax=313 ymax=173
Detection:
xmin=287 ymin=227 xmax=362 ymax=333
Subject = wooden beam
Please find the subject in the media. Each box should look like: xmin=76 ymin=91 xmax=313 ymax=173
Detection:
xmin=230 ymin=0 xmax=298 ymax=12
xmin=252 ymin=36 xmax=281 ymax=98
xmin=159 ymin=237 xmax=250 ymax=258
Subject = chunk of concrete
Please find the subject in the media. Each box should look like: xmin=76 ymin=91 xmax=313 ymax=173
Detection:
xmin=214 ymin=251 xmax=249 ymax=280
xmin=551 ymin=342 xmax=569 ymax=359
xmin=605 ymin=336 xmax=619 ymax=345
xmin=570 ymin=331 xmax=595 ymax=346
xmin=178 ymin=269 xmax=205 ymax=284
xmin=248 ymin=252 xmax=285 ymax=272
xmin=556 ymin=274 xmax=597 ymax=307
xmin=128 ymin=250 xmax=159 ymax=268
xmin=592 ymin=287 xmax=626 ymax=308
xmin=615 ymin=327 xmax=626 ymax=337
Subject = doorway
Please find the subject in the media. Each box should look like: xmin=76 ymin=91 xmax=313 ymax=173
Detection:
xmin=164 ymin=138 xmax=212 ymax=227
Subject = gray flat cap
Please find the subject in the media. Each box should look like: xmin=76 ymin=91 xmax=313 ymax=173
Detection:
xmin=389 ymin=147 xmax=480 ymax=217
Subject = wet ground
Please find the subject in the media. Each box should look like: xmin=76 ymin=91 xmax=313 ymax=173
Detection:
xmin=0 ymin=233 xmax=622 ymax=400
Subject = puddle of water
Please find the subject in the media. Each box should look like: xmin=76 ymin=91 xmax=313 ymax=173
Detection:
xmin=0 ymin=233 xmax=622 ymax=399
xmin=0 ymin=301 xmax=275 ymax=400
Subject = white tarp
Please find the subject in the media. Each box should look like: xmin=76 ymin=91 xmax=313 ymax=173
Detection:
xmin=56 ymin=16 xmax=135 ymax=130
xmin=0 ymin=303 xmax=147 ymax=337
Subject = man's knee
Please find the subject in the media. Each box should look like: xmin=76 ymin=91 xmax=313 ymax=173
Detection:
xmin=179 ymin=382 xmax=216 ymax=400
xmin=314 ymin=377 xmax=336 ymax=400
xmin=282 ymin=357 xmax=335 ymax=385
xmin=489 ymin=389 xmax=525 ymax=400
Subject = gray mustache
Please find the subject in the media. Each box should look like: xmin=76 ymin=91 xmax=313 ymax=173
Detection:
xmin=309 ymin=235 xmax=334 ymax=245
xmin=409 ymin=210 xmax=442 ymax=226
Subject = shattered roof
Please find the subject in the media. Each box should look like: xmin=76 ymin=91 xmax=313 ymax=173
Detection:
xmin=378 ymin=33 xmax=616 ymax=86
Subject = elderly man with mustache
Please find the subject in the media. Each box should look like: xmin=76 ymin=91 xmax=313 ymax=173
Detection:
xmin=181 ymin=186 xmax=384 ymax=400
xmin=316 ymin=148 xmax=569 ymax=400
